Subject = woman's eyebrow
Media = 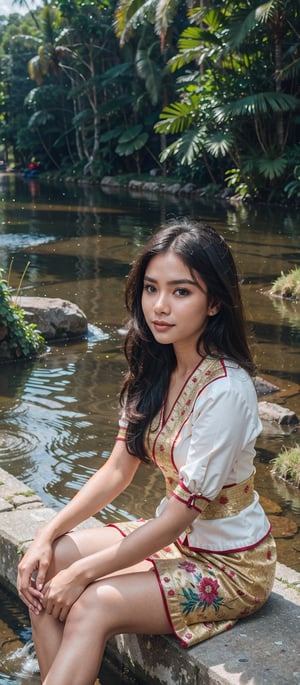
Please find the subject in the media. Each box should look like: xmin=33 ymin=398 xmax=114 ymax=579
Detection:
xmin=144 ymin=275 xmax=198 ymax=286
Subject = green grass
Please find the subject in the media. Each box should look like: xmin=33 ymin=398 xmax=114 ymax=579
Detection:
xmin=272 ymin=445 xmax=300 ymax=488
xmin=271 ymin=267 xmax=300 ymax=299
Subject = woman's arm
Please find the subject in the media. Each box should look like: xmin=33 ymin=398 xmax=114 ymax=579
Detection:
xmin=17 ymin=441 xmax=140 ymax=605
xmin=36 ymin=440 xmax=140 ymax=542
xmin=79 ymin=495 xmax=197 ymax=580
xmin=41 ymin=495 xmax=198 ymax=619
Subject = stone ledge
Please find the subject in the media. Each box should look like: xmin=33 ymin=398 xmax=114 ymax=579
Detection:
xmin=0 ymin=466 xmax=300 ymax=685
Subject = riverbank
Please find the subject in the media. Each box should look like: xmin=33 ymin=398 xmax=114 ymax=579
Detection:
xmin=1 ymin=466 xmax=300 ymax=685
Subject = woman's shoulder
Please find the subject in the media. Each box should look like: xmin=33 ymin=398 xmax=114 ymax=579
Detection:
xmin=198 ymin=356 xmax=257 ymax=403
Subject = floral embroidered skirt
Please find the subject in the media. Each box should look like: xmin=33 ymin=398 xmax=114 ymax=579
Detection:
xmin=108 ymin=520 xmax=276 ymax=648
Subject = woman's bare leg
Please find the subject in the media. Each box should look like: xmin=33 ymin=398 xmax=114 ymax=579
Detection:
xmin=30 ymin=526 xmax=158 ymax=679
xmin=42 ymin=568 xmax=172 ymax=685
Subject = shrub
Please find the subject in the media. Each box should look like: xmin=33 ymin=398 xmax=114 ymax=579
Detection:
xmin=0 ymin=277 xmax=45 ymax=360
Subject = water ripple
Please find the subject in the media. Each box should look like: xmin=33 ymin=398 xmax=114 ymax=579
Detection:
xmin=0 ymin=429 xmax=39 ymax=460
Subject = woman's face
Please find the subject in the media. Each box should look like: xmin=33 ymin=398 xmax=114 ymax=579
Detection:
xmin=141 ymin=251 xmax=218 ymax=353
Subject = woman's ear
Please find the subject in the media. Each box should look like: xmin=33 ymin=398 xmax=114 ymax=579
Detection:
xmin=208 ymin=301 xmax=221 ymax=316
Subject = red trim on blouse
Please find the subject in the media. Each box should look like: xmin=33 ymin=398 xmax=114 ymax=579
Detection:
xmin=179 ymin=524 xmax=272 ymax=555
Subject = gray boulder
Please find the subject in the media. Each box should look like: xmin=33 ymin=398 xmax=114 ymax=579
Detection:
xmin=13 ymin=296 xmax=88 ymax=341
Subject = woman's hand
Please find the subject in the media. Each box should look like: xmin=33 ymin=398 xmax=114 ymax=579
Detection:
xmin=17 ymin=536 xmax=53 ymax=613
xmin=42 ymin=566 xmax=87 ymax=621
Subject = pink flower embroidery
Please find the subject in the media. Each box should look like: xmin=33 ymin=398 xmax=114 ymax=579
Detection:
xmin=159 ymin=444 xmax=165 ymax=451
xmin=198 ymin=577 xmax=219 ymax=605
xmin=204 ymin=622 xmax=213 ymax=629
xmin=192 ymin=377 xmax=197 ymax=383
xmin=185 ymin=632 xmax=193 ymax=640
xmin=168 ymin=589 xmax=175 ymax=596
xmin=205 ymin=370 xmax=212 ymax=376
xmin=229 ymin=570 xmax=235 ymax=577
xmin=267 ymin=550 xmax=271 ymax=560
xmin=219 ymin=496 xmax=229 ymax=505
xmin=163 ymin=577 xmax=170 ymax=583
xmin=178 ymin=561 xmax=197 ymax=573
xmin=225 ymin=623 xmax=233 ymax=631
xmin=164 ymin=546 xmax=172 ymax=553
xmin=244 ymin=484 xmax=249 ymax=493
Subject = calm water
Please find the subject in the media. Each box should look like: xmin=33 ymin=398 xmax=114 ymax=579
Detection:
xmin=0 ymin=173 xmax=300 ymax=682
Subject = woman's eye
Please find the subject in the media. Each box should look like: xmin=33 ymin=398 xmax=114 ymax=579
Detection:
xmin=144 ymin=284 xmax=156 ymax=293
xmin=175 ymin=288 xmax=189 ymax=296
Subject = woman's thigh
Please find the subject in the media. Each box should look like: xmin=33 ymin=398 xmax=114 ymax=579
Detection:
xmin=50 ymin=526 xmax=152 ymax=576
xmin=68 ymin=568 xmax=172 ymax=638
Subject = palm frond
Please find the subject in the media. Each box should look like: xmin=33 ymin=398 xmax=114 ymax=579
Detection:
xmin=188 ymin=7 xmax=222 ymax=32
xmin=173 ymin=129 xmax=205 ymax=165
xmin=154 ymin=0 xmax=180 ymax=38
xmin=179 ymin=26 xmax=222 ymax=51
xmin=116 ymin=127 xmax=149 ymax=155
xmin=114 ymin=0 xmax=156 ymax=45
xmin=280 ymin=56 xmax=300 ymax=83
xmin=257 ymin=155 xmax=288 ymax=180
xmin=214 ymin=92 xmax=300 ymax=122
xmin=155 ymin=96 xmax=200 ymax=134
xmin=135 ymin=46 xmax=162 ymax=105
xmin=159 ymin=139 xmax=181 ymax=163
xmin=204 ymin=131 xmax=234 ymax=157
xmin=227 ymin=2 xmax=275 ymax=50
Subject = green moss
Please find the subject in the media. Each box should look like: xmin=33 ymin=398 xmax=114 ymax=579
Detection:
xmin=0 ymin=277 xmax=45 ymax=360
xmin=272 ymin=445 xmax=300 ymax=488
xmin=271 ymin=267 xmax=300 ymax=299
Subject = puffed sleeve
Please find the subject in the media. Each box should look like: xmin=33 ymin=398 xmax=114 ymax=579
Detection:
xmin=172 ymin=377 xmax=261 ymax=513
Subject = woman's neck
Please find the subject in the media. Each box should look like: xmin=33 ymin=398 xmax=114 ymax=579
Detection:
xmin=172 ymin=346 xmax=204 ymax=378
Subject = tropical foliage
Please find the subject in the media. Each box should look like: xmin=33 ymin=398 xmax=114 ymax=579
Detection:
xmin=0 ymin=276 xmax=45 ymax=359
xmin=0 ymin=0 xmax=299 ymax=200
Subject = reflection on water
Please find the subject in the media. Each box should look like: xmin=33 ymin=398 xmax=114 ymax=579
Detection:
xmin=0 ymin=173 xmax=300 ymax=679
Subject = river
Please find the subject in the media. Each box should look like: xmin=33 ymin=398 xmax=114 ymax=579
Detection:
xmin=0 ymin=172 xmax=300 ymax=683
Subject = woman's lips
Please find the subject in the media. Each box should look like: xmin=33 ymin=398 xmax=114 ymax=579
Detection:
xmin=152 ymin=320 xmax=174 ymax=331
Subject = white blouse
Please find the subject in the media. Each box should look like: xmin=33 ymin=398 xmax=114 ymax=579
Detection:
xmin=119 ymin=358 xmax=271 ymax=553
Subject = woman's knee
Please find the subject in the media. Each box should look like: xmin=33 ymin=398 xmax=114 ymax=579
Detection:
xmin=47 ymin=535 xmax=82 ymax=578
xmin=66 ymin=583 xmax=120 ymax=637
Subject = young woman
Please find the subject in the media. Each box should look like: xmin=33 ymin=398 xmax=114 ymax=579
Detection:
xmin=17 ymin=220 xmax=276 ymax=685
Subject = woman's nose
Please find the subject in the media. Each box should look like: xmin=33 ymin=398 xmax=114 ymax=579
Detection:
xmin=153 ymin=292 xmax=170 ymax=314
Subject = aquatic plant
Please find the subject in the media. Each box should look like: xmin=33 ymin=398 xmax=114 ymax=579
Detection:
xmin=271 ymin=267 xmax=300 ymax=300
xmin=0 ymin=273 xmax=45 ymax=360
xmin=272 ymin=445 xmax=300 ymax=489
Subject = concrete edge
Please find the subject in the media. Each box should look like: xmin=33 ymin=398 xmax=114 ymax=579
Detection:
xmin=0 ymin=466 xmax=300 ymax=685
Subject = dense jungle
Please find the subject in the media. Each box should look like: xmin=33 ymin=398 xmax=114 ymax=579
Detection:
xmin=0 ymin=0 xmax=300 ymax=203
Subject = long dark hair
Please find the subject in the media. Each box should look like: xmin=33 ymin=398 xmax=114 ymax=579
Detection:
xmin=120 ymin=219 xmax=255 ymax=462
